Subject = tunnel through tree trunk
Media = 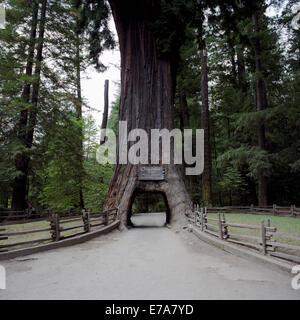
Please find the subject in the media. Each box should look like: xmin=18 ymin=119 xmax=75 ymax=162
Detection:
xmin=128 ymin=190 xmax=171 ymax=227
xmin=106 ymin=0 xmax=192 ymax=227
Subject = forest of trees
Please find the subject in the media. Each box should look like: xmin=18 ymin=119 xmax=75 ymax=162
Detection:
xmin=0 ymin=0 xmax=299 ymax=213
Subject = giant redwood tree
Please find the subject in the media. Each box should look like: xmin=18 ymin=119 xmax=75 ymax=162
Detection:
xmin=104 ymin=0 xmax=195 ymax=226
xmin=252 ymin=6 xmax=268 ymax=206
xmin=11 ymin=0 xmax=47 ymax=210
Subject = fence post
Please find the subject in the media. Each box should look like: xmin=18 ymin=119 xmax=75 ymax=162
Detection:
xmin=87 ymin=210 xmax=91 ymax=230
xmin=290 ymin=205 xmax=295 ymax=217
xmin=218 ymin=213 xmax=223 ymax=240
xmin=105 ymin=210 xmax=109 ymax=226
xmin=82 ymin=209 xmax=91 ymax=233
xmin=50 ymin=213 xmax=60 ymax=242
xmin=273 ymin=204 xmax=277 ymax=216
xmin=260 ymin=220 xmax=267 ymax=255
xmin=47 ymin=208 xmax=52 ymax=217
xmin=222 ymin=213 xmax=228 ymax=239
xmin=250 ymin=204 xmax=254 ymax=214
xmin=201 ymin=208 xmax=204 ymax=232
xmin=82 ymin=209 xmax=85 ymax=226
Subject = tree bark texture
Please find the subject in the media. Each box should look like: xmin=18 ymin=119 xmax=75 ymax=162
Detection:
xmin=26 ymin=0 xmax=47 ymax=147
xmin=106 ymin=0 xmax=192 ymax=227
xmin=237 ymin=47 xmax=247 ymax=94
xmin=201 ymin=43 xmax=212 ymax=206
xmin=253 ymin=11 xmax=268 ymax=206
xmin=11 ymin=1 xmax=40 ymax=210
xmin=75 ymin=31 xmax=85 ymax=209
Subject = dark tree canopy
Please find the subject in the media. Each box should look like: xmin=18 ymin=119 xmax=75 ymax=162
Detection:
xmin=0 ymin=0 xmax=299 ymax=213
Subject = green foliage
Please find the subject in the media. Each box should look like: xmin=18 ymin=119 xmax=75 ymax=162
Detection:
xmin=107 ymin=97 xmax=119 ymax=135
xmin=175 ymin=0 xmax=300 ymax=206
xmin=216 ymin=167 xmax=247 ymax=205
xmin=1 ymin=0 xmax=299 ymax=211
xmin=82 ymin=115 xmax=113 ymax=211
xmin=33 ymin=115 xmax=113 ymax=211
xmin=0 ymin=0 xmax=115 ymax=210
xmin=36 ymin=117 xmax=84 ymax=210
xmin=80 ymin=0 xmax=116 ymax=70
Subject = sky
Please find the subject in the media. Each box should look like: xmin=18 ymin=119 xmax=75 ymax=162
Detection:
xmin=81 ymin=20 xmax=121 ymax=129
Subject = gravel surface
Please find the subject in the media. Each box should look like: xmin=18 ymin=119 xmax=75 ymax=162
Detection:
xmin=0 ymin=213 xmax=299 ymax=300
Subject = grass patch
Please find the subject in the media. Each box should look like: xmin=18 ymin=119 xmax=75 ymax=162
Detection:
xmin=206 ymin=213 xmax=300 ymax=247
xmin=0 ymin=218 xmax=86 ymax=251
xmin=0 ymin=213 xmax=107 ymax=251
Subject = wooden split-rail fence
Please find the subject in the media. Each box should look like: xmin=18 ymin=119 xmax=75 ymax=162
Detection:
xmin=188 ymin=206 xmax=300 ymax=264
xmin=197 ymin=205 xmax=300 ymax=218
xmin=0 ymin=208 xmax=118 ymax=252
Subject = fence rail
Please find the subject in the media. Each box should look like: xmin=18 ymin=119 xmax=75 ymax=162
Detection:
xmin=0 ymin=208 xmax=118 ymax=252
xmin=202 ymin=204 xmax=300 ymax=217
xmin=188 ymin=206 xmax=300 ymax=264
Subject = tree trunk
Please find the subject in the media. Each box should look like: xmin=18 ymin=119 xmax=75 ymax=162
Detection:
xmin=179 ymin=82 xmax=190 ymax=130
xmin=19 ymin=1 xmax=39 ymax=145
xmin=75 ymin=31 xmax=85 ymax=210
xmin=225 ymin=31 xmax=237 ymax=86
xmin=200 ymin=42 xmax=212 ymax=206
xmin=178 ymin=80 xmax=191 ymax=182
xmin=106 ymin=0 xmax=192 ymax=227
xmin=26 ymin=0 xmax=47 ymax=147
xmin=229 ymin=46 xmax=237 ymax=84
xmin=212 ymin=121 xmax=222 ymax=206
xmin=237 ymin=46 xmax=247 ymax=94
xmin=253 ymin=11 xmax=268 ymax=206
xmin=100 ymin=80 xmax=109 ymax=145
xmin=11 ymin=2 xmax=39 ymax=210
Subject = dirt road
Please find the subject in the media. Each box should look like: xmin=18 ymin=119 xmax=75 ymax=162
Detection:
xmin=0 ymin=213 xmax=299 ymax=300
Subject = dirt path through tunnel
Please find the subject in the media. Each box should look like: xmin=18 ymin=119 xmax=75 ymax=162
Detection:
xmin=0 ymin=213 xmax=299 ymax=300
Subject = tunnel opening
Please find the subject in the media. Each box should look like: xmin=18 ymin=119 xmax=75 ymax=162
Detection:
xmin=128 ymin=190 xmax=171 ymax=227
